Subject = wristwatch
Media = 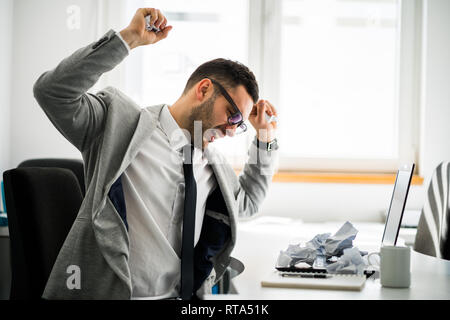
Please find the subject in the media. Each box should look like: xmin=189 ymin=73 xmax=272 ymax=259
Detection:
xmin=255 ymin=138 xmax=279 ymax=151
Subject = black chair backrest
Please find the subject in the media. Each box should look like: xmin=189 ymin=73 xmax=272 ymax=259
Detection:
xmin=3 ymin=167 xmax=83 ymax=299
xmin=18 ymin=159 xmax=85 ymax=196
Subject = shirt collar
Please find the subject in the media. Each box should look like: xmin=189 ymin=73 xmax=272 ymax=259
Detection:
xmin=159 ymin=104 xmax=190 ymax=152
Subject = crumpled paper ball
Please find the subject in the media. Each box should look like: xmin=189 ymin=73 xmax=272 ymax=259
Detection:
xmin=326 ymin=247 xmax=366 ymax=275
xmin=276 ymin=221 xmax=368 ymax=270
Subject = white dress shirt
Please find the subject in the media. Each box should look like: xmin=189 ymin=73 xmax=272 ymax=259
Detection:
xmin=122 ymin=105 xmax=217 ymax=299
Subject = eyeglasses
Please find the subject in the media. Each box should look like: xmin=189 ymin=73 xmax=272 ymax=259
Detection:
xmin=207 ymin=78 xmax=247 ymax=135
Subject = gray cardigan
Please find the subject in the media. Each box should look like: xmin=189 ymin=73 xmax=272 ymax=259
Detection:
xmin=33 ymin=29 xmax=277 ymax=299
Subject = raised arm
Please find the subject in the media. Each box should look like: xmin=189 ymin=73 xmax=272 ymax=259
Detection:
xmin=33 ymin=8 xmax=172 ymax=151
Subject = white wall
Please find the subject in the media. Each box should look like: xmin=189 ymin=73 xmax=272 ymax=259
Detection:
xmin=0 ymin=0 xmax=13 ymax=174
xmin=4 ymin=0 xmax=450 ymax=222
xmin=258 ymin=182 xmax=425 ymax=223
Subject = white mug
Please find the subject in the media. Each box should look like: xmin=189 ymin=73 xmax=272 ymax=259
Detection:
xmin=367 ymin=245 xmax=411 ymax=288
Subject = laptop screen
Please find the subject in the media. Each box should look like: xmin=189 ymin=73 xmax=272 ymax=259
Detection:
xmin=381 ymin=163 xmax=415 ymax=246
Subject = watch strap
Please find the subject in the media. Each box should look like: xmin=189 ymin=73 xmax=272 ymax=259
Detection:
xmin=255 ymin=138 xmax=279 ymax=151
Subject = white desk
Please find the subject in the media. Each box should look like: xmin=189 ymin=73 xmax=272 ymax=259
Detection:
xmin=205 ymin=217 xmax=450 ymax=300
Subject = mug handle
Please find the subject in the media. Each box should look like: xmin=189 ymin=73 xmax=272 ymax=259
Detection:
xmin=367 ymin=252 xmax=380 ymax=271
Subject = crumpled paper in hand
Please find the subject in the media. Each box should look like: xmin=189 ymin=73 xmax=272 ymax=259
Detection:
xmin=276 ymin=221 xmax=367 ymax=269
xmin=326 ymin=247 xmax=366 ymax=275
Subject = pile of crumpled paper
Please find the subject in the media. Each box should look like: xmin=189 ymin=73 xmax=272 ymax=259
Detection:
xmin=276 ymin=221 xmax=368 ymax=275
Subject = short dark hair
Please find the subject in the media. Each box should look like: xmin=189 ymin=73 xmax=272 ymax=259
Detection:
xmin=183 ymin=58 xmax=259 ymax=103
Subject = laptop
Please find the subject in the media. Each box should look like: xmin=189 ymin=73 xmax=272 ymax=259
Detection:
xmin=276 ymin=163 xmax=415 ymax=275
xmin=381 ymin=163 xmax=415 ymax=246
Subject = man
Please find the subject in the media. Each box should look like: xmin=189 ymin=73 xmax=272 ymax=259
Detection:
xmin=33 ymin=8 xmax=278 ymax=300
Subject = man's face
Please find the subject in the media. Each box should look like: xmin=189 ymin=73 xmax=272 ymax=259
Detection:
xmin=188 ymin=84 xmax=254 ymax=149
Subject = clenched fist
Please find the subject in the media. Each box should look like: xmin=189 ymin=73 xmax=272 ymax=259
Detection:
xmin=249 ymin=100 xmax=278 ymax=142
xmin=119 ymin=8 xmax=173 ymax=49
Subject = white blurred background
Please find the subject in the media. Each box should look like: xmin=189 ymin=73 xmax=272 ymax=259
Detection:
xmin=1 ymin=0 xmax=449 ymax=223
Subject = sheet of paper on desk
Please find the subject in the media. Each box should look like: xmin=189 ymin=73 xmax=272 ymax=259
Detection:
xmin=261 ymin=271 xmax=366 ymax=291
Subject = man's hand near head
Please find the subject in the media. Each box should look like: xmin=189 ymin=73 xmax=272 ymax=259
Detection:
xmin=249 ymin=100 xmax=278 ymax=143
xmin=119 ymin=8 xmax=173 ymax=50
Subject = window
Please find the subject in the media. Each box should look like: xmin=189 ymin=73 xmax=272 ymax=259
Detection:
xmin=265 ymin=0 xmax=420 ymax=172
xmin=120 ymin=0 xmax=420 ymax=173
xmin=280 ymin=0 xmax=399 ymax=159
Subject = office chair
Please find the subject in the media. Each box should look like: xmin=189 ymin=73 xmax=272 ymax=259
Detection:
xmin=414 ymin=161 xmax=450 ymax=260
xmin=18 ymin=158 xmax=85 ymax=196
xmin=3 ymin=167 xmax=83 ymax=299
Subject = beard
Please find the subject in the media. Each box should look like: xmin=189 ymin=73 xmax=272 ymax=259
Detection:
xmin=187 ymin=95 xmax=218 ymax=149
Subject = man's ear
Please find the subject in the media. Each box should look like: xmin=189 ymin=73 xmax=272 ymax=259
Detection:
xmin=195 ymin=79 xmax=213 ymax=101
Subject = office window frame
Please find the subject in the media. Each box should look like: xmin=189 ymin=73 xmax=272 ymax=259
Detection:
xmin=250 ymin=0 xmax=422 ymax=173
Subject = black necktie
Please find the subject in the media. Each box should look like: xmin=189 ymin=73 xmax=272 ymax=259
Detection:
xmin=180 ymin=145 xmax=196 ymax=300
